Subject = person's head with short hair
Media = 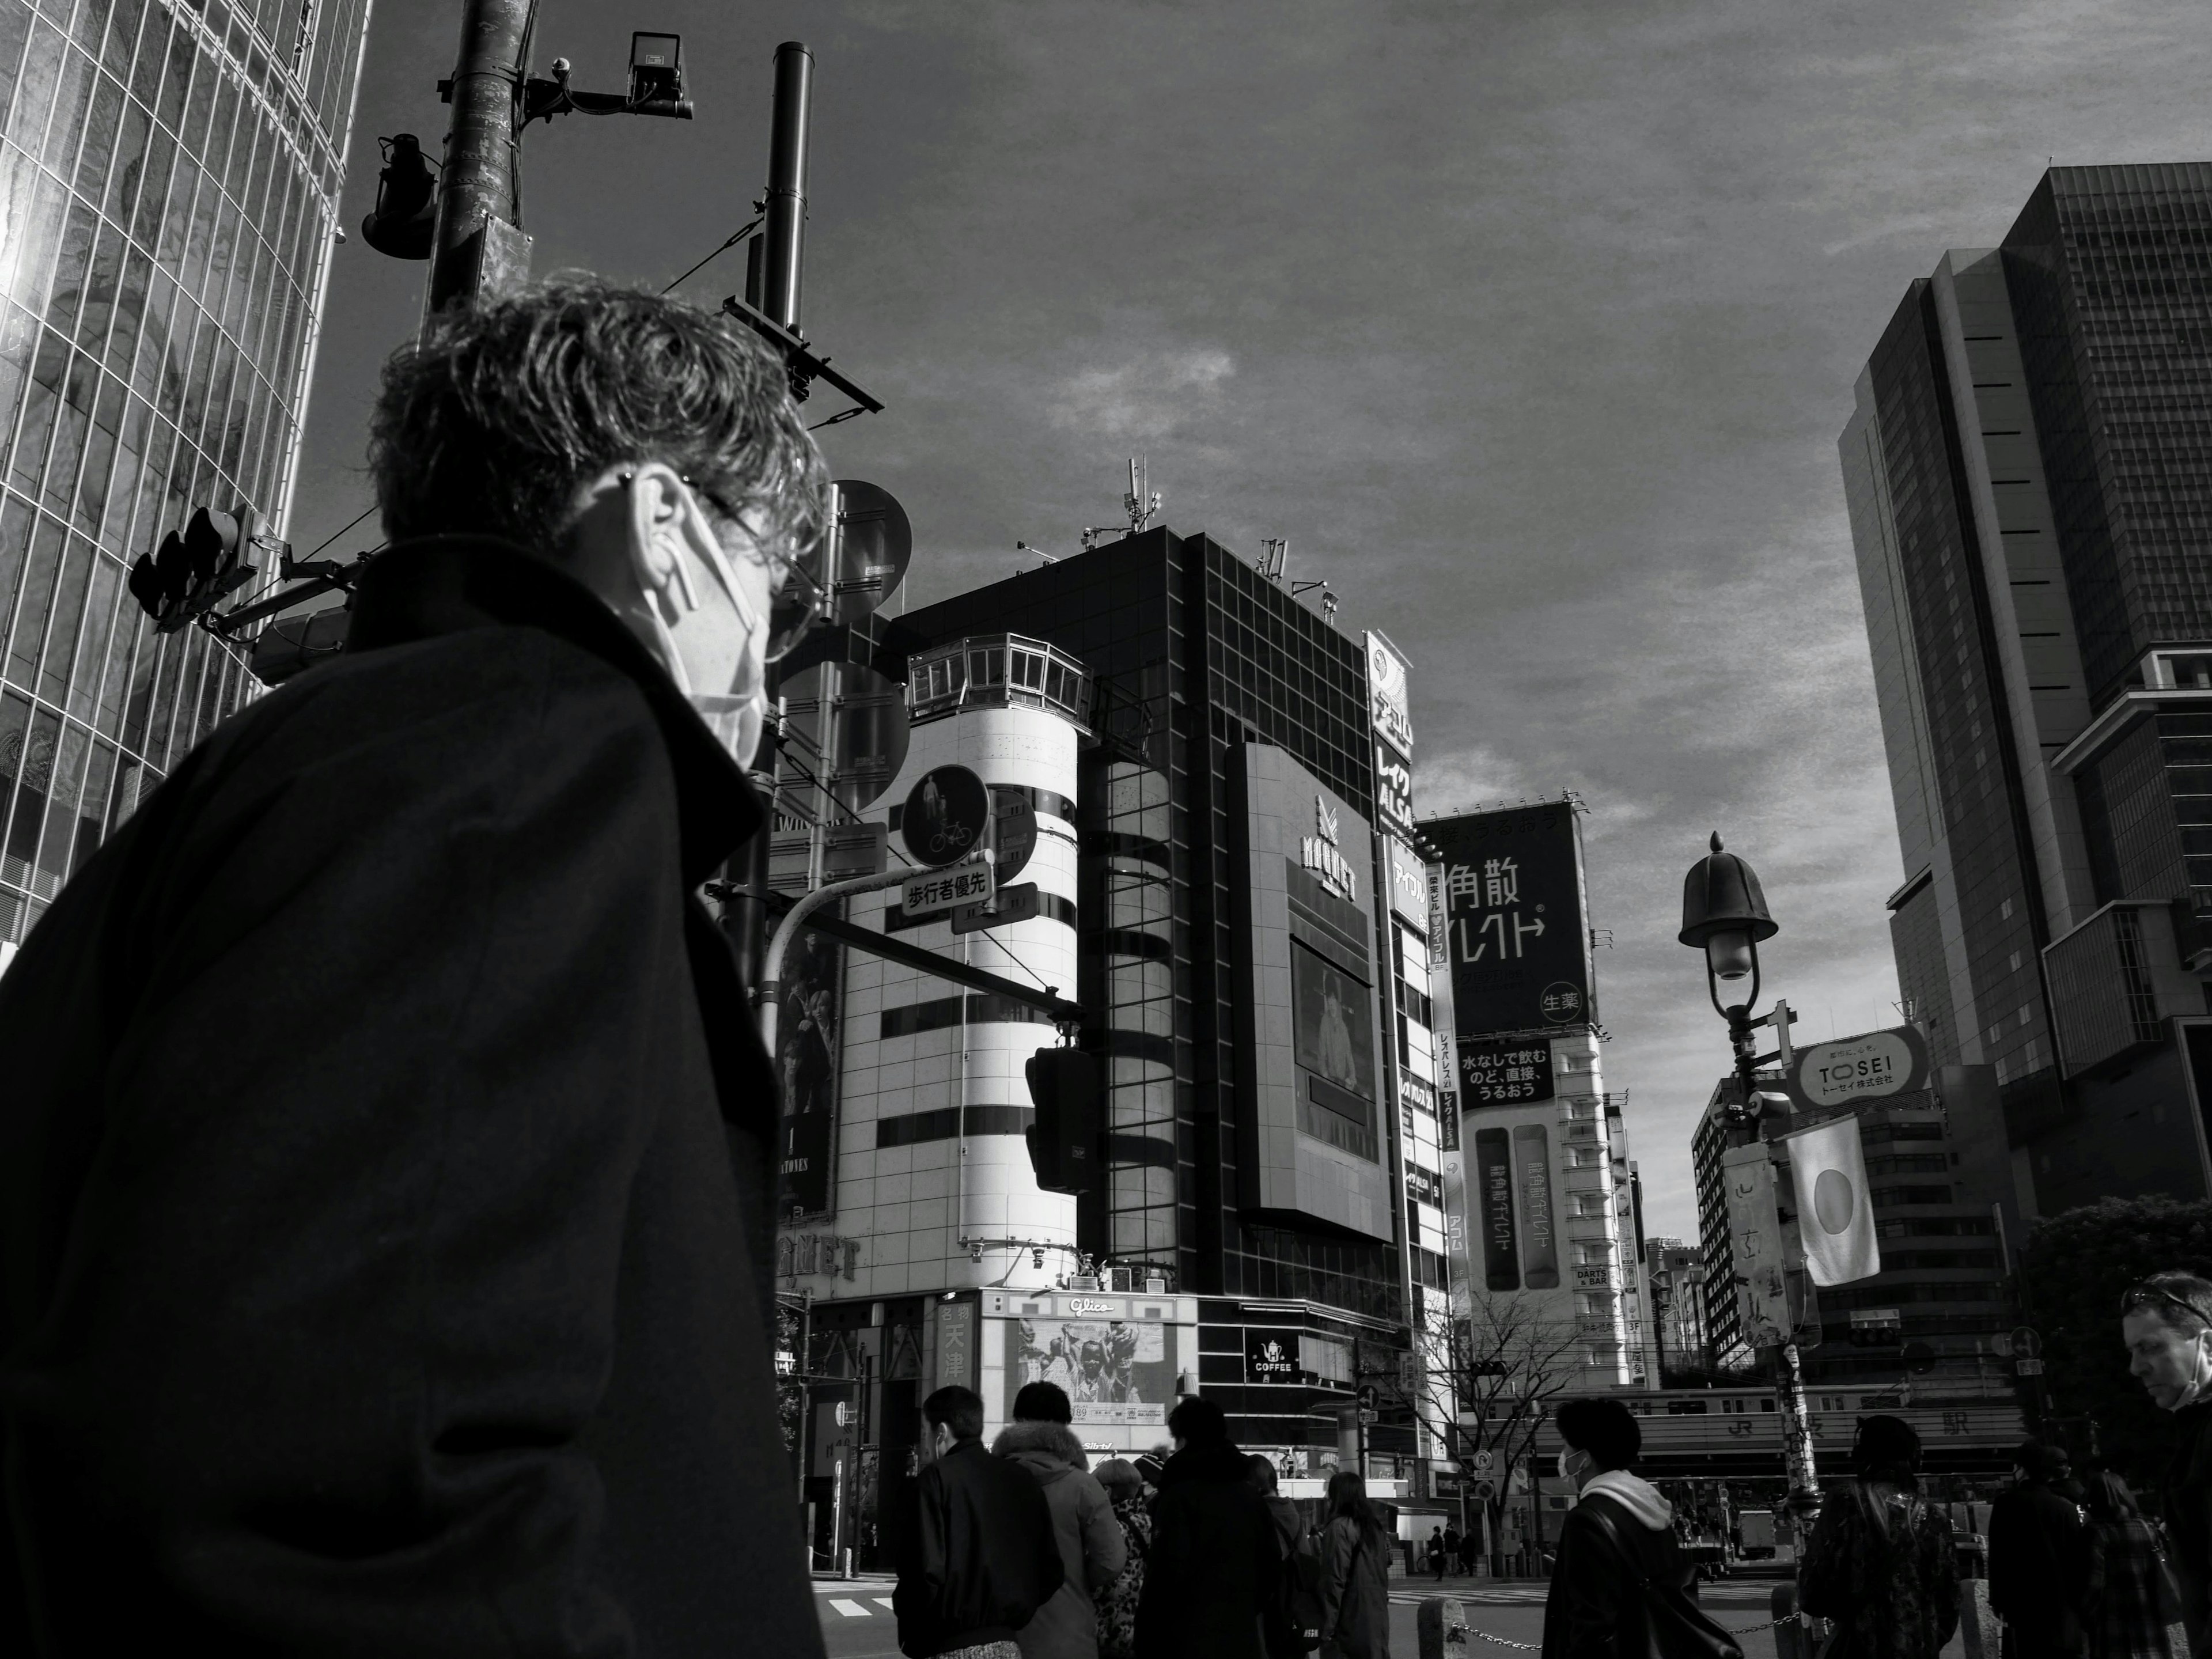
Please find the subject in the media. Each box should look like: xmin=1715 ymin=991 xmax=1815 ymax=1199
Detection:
xmin=1554 ymin=1397 xmax=1641 ymax=1490
xmin=1246 ymin=1453 xmax=1280 ymax=1494
xmin=1853 ymin=1414 xmax=1922 ymax=1484
xmin=921 ymin=1385 xmax=985 ymax=1461
xmin=1096 ymin=1459 xmax=1143 ymax=1503
xmin=1013 ymin=1380 xmax=1074 ymax=1424
xmin=2084 ymin=1469 xmax=2140 ymax=1522
xmin=1166 ymin=1394 xmax=1230 ymax=1452
xmin=2013 ymin=1440 xmax=2070 ymax=1486
xmin=2123 ymin=1272 xmax=2212 ymax=1412
xmin=369 ymin=281 xmax=831 ymax=766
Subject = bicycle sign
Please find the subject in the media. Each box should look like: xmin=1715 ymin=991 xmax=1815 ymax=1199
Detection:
xmin=901 ymin=765 xmax=991 ymax=868
xmin=902 ymin=857 xmax=996 ymax=918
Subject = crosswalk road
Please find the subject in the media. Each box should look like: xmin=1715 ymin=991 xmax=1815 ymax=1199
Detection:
xmin=1391 ymin=1584 xmax=1777 ymax=1608
xmin=826 ymin=1596 xmax=899 ymax=1618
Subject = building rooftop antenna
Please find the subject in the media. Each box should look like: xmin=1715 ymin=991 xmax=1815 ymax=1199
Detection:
xmin=1259 ymin=539 xmax=1288 ymax=584
xmin=1081 ymin=456 xmax=1164 ymax=549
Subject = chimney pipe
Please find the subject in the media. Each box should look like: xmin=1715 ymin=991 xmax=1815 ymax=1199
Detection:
xmin=760 ymin=41 xmax=813 ymax=334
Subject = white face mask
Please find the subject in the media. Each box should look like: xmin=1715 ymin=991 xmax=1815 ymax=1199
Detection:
xmin=641 ymin=509 xmax=772 ymax=768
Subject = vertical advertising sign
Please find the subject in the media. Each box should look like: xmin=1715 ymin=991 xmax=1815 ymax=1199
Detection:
xmin=1512 ymin=1121 xmax=1561 ymax=1289
xmin=1721 ymin=1143 xmax=1791 ymax=1347
xmin=1440 ymin=1143 xmax=1472 ymax=1315
xmin=1426 ymin=801 xmax=1596 ymax=1047
xmin=1426 ymin=862 xmax=1459 ymax=1123
xmin=1364 ymin=632 xmax=1417 ymax=843
xmin=1474 ymin=1127 xmax=1520 ymax=1290
xmin=777 ymin=919 xmax=844 ymax=1221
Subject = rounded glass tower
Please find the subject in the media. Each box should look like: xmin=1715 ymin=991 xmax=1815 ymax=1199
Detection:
xmin=0 ymin=0 xmax=368 ymax=946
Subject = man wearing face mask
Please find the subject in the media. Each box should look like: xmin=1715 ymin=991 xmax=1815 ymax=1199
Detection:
xmin=0 ymin=283 xmax=825 ymax=1655
xmin=2124 ymin=1273 xmax=2212 ymax=1653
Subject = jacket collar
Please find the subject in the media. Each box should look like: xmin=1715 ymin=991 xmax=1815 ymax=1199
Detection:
xmin=1158 ymin=1442 xmax=1253 ymax=1487
xmin=346 ymin=535 xmax=763 ymax=883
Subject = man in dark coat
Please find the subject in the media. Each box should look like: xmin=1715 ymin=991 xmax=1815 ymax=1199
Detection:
xmin=1543 ymin=1397 xmax=1715 ymax=1659
xmin=1989 ymin=1441 xmax=2092 ymax=1659
xmin=896 ymin=1385 xmax=1065 ymax=1658
xmin=2124 ymin=1272 xmax=2212 ymax=1653
xmin=0 ymin=283 xmax=829 ymax=1654
xmin=1136 ymin=1396 xmax=1281 ymax=1659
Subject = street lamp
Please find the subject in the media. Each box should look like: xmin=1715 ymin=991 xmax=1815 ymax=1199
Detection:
xmin=1679 ymin=831 xmax=1821 ymax=1519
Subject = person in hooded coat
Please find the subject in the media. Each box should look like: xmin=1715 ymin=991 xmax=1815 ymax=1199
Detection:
xmin=1317 ymin=1469 xmax=1393 ymax=1659
xmin=1798 ymin=1415 xmax=1959 ymax=1659
xmin=1541 ymin=1397 xmax=1719 ymax=1659
xmin=996 ymin=1382 xmax=1126 ymax=1659
xmin=1135 ymin=1397 xmax=1281 ymax=1659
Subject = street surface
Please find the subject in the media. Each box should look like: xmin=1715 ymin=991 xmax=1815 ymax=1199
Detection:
xmin=808 ymin=1571 xmax=1819 ymax=1659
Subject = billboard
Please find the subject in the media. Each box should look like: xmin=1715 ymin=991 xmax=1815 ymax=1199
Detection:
xmin=776 ymin=918 xmax=844 ymax=1220
xmin=1426 ymin=801 xmax=1596 ymax=1041
xmin=1469 ymin=1113 xmax=1565 ymax=1291
xmin=1365 ymin=631 xmax=1414 ymax=753
xmin=1460 ymin=1041 xmax=1554 ymax=1106
xmin=1006 ymin=1316 xmax=1175 ymax=1426
xmin=1293 ymin=940 xmax=1377 ymax=1104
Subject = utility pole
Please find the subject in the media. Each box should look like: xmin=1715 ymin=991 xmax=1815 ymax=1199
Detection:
xmin=426 ymin=0 xmax=533 ymax=317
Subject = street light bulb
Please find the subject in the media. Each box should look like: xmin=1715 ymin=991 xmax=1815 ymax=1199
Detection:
xmin=1705 ymin=929 xmax=1755 ymax=981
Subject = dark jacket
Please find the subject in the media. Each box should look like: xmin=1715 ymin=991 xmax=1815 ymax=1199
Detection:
xmin=2165 ymin=1400 xmax=2212 ymax=1653
xmin=1135 ymin=1443 xmax=1282 ymax=1659
xmin=995 ymin=1421 xmax=1127 ymax=1659
xmin=1798 ymin=1480 xmax=1960 ymax=1659
xmin=1991 ymin=1479 xmax=2092 ymax=1659
xmin=1319 ymin=1514 xmax=1393 ymax=1659
xmin=2087 ymin=1517 xmax=2184 ymax=1659
xmin=896 ymin=1437 xmax=1065 ymax=1658
xmin=0 ymin=538 xmax=815 ymax=1656
xmin=1540 ymin=1482 xmax=1698 ymax=1659
xmin=1261 ymin=1494 xmax=1315 ymax=1659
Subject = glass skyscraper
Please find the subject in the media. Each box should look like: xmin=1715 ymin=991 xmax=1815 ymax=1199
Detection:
xmin=0 ymin=0 xmax=366 ymax=949
xmin=1844 ymin=165 xmax=2212 ymax=1219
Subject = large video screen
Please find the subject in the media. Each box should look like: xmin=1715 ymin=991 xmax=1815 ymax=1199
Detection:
xmin=1291 ymin=940 xmax=1376 ymax=1101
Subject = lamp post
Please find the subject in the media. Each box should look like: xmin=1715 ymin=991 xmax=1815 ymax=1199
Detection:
xmin=1679 ymin=832 xmax=1821 ymax=1519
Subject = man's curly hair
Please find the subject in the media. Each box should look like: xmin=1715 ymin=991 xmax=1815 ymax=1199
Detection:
xmin=368 ymin=280 xmax=829 ymax=561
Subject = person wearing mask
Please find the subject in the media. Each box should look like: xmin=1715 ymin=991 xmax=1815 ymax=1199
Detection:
xmin=996 ymin=1381 xmax=1126 ymax=1659
xmin=896 ymin=1385 xmax=1065 ymax=1659
xmin=2083 ymin=1470 xmax=2184 ymax=1659
xmin=0 ymin=282 xmax=830 ymax=1654
xmin=1541 ymin=1396 xmax=1736 ymax=1659
xmin=1249 ymin=1454 xmax=1321 ymax=1658
xmin=2124 ymin=1273 xmax=2212 ymax=1653
xmin=1093 ymin=1460 xmax=1152 ymax=1659
xmin=1317 ymin=1469 xmax=1393 ymax=1659
xmin=1136 ymin=1396 xmax=1281 ymax=1659
xmin=1798 ymin=1415 xmax=1960 ymax=1659
xmin=1990 ymin=1441 xmax=2092 ymax=1659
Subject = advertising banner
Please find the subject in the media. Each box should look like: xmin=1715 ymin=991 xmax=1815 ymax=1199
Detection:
xmin=1292 ymin=941 xmax=1377 ymax=1103
xmin=1721 ymin=1143 xmax=1791 ymax=1347
xmin=775 ymin=918 xmax=843 ymax=1221
xmin=1512 ymin=1122 xmax=1561 ymax=1289
xmin=1384 ymin=835 xmax=1429 ymax=925
xmin=1786 ymin=1024 xmax=1930 ymax=1111
xmin=936 ymin=1301 xmax=975 ymax=1391
xmin=1373 ymin=736 xmax=1416 ymax=843
xmin=1473 ymin=1127 xmax=1520 ymax=1290
xmin=1440 ymin=1145 xmax=1472 ymax=1315
xmin=1426 ymin=802 xmax=1596 ymax=1040
xmin=1247 ymin=1331 xmax=1302 ymax=1382
xmin=1007 ymin=1316 xmax=1175 ymax=1425
xmin=1364 ymin=631 xmax=1415 ymax=753
xmin=1461 ymin=1041 xmax=1555 ymax=1106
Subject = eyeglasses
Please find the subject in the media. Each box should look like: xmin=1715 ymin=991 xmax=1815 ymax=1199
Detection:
xmin=666 ymin=472 xmax=829 ymax=663
xmin=2122 ymin=1283 xmax=2212 ymax=1327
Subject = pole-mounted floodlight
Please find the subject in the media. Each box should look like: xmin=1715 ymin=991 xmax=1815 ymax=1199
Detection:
xmin=1679 ymin=830 xmax=1778 ymax=1017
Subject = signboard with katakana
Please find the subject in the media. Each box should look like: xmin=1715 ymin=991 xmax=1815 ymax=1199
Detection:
xmin=1423 ymin=801 xmax=1595 ymax=1042
xmin=1460 ymin=1043 xmax=1554 ymax=1105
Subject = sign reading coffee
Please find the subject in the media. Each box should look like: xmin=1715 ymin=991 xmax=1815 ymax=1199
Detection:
xmin=1247 ymin=1331 xmax=1302 ymax=1382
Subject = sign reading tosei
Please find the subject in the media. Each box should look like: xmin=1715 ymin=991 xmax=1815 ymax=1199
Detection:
xmin=1786 ymin=1024 xmax=1930 ymax=1111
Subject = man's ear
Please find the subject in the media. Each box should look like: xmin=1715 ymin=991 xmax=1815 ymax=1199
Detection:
xmin=623 ymin=462 xmax=704 ymax=618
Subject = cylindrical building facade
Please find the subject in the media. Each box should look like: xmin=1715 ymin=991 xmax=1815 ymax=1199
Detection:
xmin=0 ymin=0 xmax=368 ymax=948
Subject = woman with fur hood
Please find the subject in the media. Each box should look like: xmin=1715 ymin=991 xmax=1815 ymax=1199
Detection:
xmin=996 ymin=1382 xmax=1128 ymax=1659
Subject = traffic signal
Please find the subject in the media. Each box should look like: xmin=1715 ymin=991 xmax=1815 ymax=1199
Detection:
xmin=361 ymin=134 xmax=437 ymax=260
xmin=128 ymin=507 xmax=254 ymax=634
xmin=1024 ymin=1047 xmax=1100 ymax=1194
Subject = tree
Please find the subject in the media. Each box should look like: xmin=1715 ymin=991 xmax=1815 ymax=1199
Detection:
xmin=2018 ymin=1195 xmax=2212 ymax=1482
xmin=1411 ymin=1288 xmax=1588 ymax=1554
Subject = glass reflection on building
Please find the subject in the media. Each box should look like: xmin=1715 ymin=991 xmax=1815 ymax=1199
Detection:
xmin=0 ymin=0 xmax=367 ymax=945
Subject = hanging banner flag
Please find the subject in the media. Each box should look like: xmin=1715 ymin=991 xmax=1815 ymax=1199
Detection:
xmin=1721 ymin=1143 xmax=1791 ymax=1347
xmin=1782 ymin=1115 xmax=1882 ymax=1286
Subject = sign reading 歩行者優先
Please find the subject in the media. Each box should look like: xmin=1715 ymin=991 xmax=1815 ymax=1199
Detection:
xmin=1785 ymin=1024 xmax=1930 ymax=1111
xmin=1247 ymin=1331 xmax=1302 ymax=1381
xmin=1460 ymin=1043 xmax=1554 ymax=1105
xmin=902 ymin=861 xmax=995 ymax=917
xmin=1424 ymin=801 xmax=1596 ymax=1041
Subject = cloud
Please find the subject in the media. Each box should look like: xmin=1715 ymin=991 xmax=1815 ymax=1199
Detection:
xmin=1046 ymin=346 xmax=1237 ymax=444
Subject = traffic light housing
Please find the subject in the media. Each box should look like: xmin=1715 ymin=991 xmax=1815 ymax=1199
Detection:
xmin=361 ymin=133 xmax=437 ymax=260
xmin=1024 ymin=1047 xmax=1099 ymax=1194
xmin=128 ymin=506 xmax=253 ymax=633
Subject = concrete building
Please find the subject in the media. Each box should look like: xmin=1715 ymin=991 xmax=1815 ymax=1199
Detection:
xmin=1645 ymin=1236 xmax=1711 ymax=1377
xmin=0 ymin=0 xmax=369 ymax=949
xmin=1843 ymin=165 xmax=2212 ymax=1218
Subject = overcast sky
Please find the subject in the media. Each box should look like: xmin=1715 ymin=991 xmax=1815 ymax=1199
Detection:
xmin=291 ymin=0 xmax=2212 ymax=1241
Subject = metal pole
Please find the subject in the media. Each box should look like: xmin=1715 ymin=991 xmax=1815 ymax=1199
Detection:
xmin=756 ymin=864 xmax=931 ymax=1052
xmin=760 ymin=41 xmax=813 ymax=333
xmin=427 ymin=0 xmax=534 ymax=317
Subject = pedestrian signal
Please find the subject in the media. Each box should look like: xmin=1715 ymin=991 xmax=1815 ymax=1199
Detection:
xmin=128 ymin=507 xmax=254 ymax=633
xmin=1024 ymin=1047 xmax=1100 ymax=1194
xmin=361 ymin=134 xmax=437 ymax=260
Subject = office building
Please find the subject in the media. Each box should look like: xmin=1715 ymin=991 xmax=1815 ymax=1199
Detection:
xmin=1843 ymin=165 xmax=2212 ymax=1216
xmin=0 ymin=0 xmax=368 ymax=949
xmin=1645 ymin=1236 xmax=1711 ymax=1377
